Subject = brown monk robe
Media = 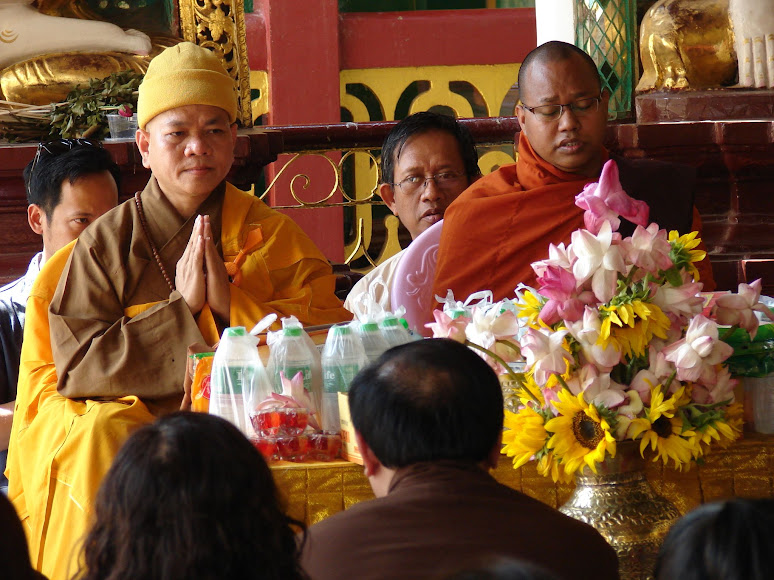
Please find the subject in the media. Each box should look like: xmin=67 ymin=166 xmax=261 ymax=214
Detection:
xmin=433 ymin=132 xmax=715 ymax=305
xmin=49 ymin=179 xmax=349 ymax=402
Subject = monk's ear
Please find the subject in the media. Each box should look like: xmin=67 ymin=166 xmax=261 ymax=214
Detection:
xmin=28 ymin=204 xmax=45 ymax=236
xmin=515 ymin=104 xmax=528 ymax=138
xmin=379 ymin=182 xmax=398 ymax=216
xmin=136 ymin=128 xmax=151 ymax=169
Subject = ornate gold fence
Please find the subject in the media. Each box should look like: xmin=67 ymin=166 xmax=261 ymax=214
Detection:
xmin=251 ymin=118 xmax=520 ymax=273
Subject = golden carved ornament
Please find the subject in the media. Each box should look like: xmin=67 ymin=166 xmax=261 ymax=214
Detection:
xmin=179 ymin=0 xmax=252 ymax=127
xmin=637 ymin=0 xmax=737 ymax=92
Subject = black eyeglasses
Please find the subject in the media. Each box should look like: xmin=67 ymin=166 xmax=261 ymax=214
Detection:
xmin=27 ymin=139 xmax=102 ymax=193
xmin=520 ymin=95 xmax=603 ymax=122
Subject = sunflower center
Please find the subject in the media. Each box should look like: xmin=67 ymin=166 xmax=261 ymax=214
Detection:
xmin=653 ymin=416 xmax=673 ymax=438
xmin=572 ymin=411 xmax=604 ymax=449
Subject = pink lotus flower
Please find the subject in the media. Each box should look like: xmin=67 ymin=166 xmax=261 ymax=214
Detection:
xmin=566 ymin=364 xmax=626 ymax=409
xmin=620 ymin=224 xmax=672 ymax=274
xmin=536 ymin=265 xmax=585 ymax=325
xmin=565 ymin=306 xmax=621 ymax=370
xmin=662 ymin=315 xmax=734 ymax=382
xmin=532 ymin=242 xmax=573 ymax=279
xmin=652 ymin=280 xmax=705 ymax=321
xmin=691 ymin=366 xmax=736 ymax=405
xmin=714 ymin=279 xmax=774 ymax=339
xmin=574 ymin=160 xmax=649 ymax=235
xmin=630 ymin=349 xmax=676 ymax=404
xmin=521 ymin=327 xmax=573 ymax=385
xmin=425 ymin=310 xmax=469 ymax=343
xmin=570 ymin=221 xmax=627 ymax=303
xmin=256 ymin=371 xmax=320 ymax=430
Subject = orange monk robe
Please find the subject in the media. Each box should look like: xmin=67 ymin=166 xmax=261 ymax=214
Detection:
xmin=433 ymin=133 xmax=715 ymax=307
xmin=6 ymin=181 xmax=351 ymax=580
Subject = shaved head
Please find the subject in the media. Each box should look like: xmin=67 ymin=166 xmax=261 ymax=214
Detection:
xmin=518 ymin=41 xmax=601 ymax=104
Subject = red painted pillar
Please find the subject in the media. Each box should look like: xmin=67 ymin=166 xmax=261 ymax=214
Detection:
xmin=257 ymin=0 xmax=344 ymax=262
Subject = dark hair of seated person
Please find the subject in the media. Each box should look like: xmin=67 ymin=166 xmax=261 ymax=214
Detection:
xmin=23 ymin=143 xmax=121 ymax=219
xmin=440 ymin=557 xmax=560 ymax=580
xmin=654 ymin=497 xmax=774 ymax=580
xmin=348 ymin=338 xmax=503 ymax=468
xmin=380 ymin=111 xmax=481 ymax=186
xmin=0 ymin=492 xmax=47 ymax=580
xmin=76 ymin=412 xmax=307 ymax=580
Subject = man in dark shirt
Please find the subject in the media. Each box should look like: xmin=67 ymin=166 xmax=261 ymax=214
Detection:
xmin=301 ymin=339 xmax=619 ymax=580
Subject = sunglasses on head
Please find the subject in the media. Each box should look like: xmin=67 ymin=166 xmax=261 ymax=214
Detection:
xmin=27 ymin=138 xmax=103 ymax=194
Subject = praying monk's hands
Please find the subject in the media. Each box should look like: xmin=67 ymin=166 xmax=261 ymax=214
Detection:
xmin=176 ymin=214 xmax=207 ymax=315
xmin=202 ymin=215 xmax=231 ymax=325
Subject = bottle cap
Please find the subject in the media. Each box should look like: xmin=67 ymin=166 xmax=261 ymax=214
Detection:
xmin=224 ymin=326 xmax=247 ymax=337
xmin=283 ymin=327 xmax=303 ymax=337
xmin=360 ymin=322 xmax=379 ymax=332
xmin=330 ymin=324 xmax=352 ymax=336
xmin=399 ymin=318 xmax=409 ymax=330
xmin=380 ymin=317 xmax=399 ymax=328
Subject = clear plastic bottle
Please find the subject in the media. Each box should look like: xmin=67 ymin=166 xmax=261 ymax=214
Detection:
xmin=209 ymin=326 xmax=271 ymax=435
xmin=321 ymin=324 xmax=367 ymax=432
xmin=356 ymin=321 xmax=390 ymax=364
xmin=268 ymin=320 xmax=314 ymax=395
xmin=379 ymin=315 xmax=412 ymax=348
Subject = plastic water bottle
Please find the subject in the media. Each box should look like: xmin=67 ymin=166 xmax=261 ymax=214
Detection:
xmin=321 ymin=324 xmax=367 ymax=432
xmin=209 ymin=326 xmax=270 ymax=434
xmin=379 ymin=315 xmax=412 ymax=348
xmin=356 ymin=321 xmax=389 ymax=364
xmin=269 ymin=320 xmax=314 ymax=395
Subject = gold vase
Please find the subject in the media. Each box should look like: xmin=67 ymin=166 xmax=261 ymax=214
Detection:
xmin=559 ymin=442 xmax=680 ymax=580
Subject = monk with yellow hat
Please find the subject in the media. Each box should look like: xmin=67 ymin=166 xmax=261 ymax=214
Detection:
xmin=5 ymin=42 xmax=350 ymax=580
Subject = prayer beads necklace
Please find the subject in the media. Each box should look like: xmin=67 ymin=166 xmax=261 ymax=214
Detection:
xmin=134 ymin=192 xmax=175 ymax=293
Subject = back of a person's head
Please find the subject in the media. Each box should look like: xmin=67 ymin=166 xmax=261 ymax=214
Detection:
xmin=0 ymin=492 xmax=46 ymax=580
xmin=654 ymin=498 xmax=774 ymax=580
xmin=77 ymin=412 xmax=305 ymax=580
xmin=348 ymin=338 xmax=503 ymax=468
xmin=441 ymin=557 xmax=560 ymax=580
xmin=380 ymin=111 xmax=480 ymax=185
xmin=23 ymin=143 xmax=121 ymax=217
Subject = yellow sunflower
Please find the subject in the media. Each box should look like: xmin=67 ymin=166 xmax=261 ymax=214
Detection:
xmin=537 ymin=450 xmax=574 ymax=484
xmin=628 ymin=386 xmax=699 ymax=469
xmin=516 ymin=289 xmax=543 ymax=327
xmin=669 ymin=230 xmax=707 ymax=281
xmin=517 ymin=372 xmax=545 ymax=407
xmin=544 ymin=390 xmax=616 ymax=478
xmin=502 ymin=407 xmax=549 ymax=469
xmin=690 ymin=402 xmax=743 ymax=455
xmin=598 ymin=300 xmax=670 ymax=358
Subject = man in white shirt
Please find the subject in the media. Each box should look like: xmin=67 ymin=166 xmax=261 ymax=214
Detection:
xmin=344 ymin=112 xmax=480 ymax=314
xmin=0 ymin=140 xmax=119 ymax=492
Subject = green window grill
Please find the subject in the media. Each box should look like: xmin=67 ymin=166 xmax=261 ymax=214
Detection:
xmin=575 ymin=0 xmax=637 ymax=120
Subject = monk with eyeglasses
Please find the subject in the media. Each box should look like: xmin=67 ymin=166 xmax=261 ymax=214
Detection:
xmin=433 ymin=41 xmax=714 ymax=305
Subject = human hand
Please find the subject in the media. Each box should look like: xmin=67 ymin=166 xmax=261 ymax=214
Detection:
xmin=202 ymin=215 xmax=231 ymax=325
xmin=175 ymin=215 xmax=206 ymax=315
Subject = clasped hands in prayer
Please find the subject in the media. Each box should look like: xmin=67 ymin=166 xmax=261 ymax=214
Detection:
xmin=176 ymin=214 xmax=231 ymax=325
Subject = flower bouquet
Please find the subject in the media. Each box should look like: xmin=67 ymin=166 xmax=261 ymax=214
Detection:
xmin=429 ymin=160 xmax=773 ymax=483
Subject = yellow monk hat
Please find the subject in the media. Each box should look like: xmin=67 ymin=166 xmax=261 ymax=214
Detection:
xmin=137 ymin=42 xmax=237 ymax=130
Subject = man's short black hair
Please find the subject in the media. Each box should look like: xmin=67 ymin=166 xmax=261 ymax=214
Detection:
xmin=380 ymin=111 xmax=481 ymax=186
xmin=348 ymin=339 xmax=503 ymax=468
xmin=518 ymin=41 xmax=602 ymax=104
xmin=23 ymin=144 xmax=121 ymax=219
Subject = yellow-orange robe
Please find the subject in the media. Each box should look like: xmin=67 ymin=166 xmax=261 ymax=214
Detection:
xmin=6 ymin=179 xmax=350 ymax=580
